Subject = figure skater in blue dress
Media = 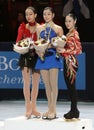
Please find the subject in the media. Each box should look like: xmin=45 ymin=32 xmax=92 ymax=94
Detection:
xmin=35 ymin=7 xmax=64 ymax=120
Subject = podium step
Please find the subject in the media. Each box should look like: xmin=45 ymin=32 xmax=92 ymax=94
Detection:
xmin=0 ymin=121 xmax=4 ymax=130
xmin=4 ymin=116 xmax=93 ymax=130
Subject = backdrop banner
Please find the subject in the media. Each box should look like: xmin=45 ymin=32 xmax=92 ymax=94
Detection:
xmin=0 ymin=51 xmax=86 ymax=90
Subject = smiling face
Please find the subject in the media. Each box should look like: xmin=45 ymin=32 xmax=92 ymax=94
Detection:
xmin=43 ymin=8 xmax=54 ymax=23
xmin=65 ymin=15 xmax=76 ymax=31
xmin=25 ymin=8 xmax=37 ymax=23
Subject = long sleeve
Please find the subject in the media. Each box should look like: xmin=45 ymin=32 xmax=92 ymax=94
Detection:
xmin=16 ymin=22 xmax=25 ymax=43
xmin=61 ymin=30 xmax=82 ymax=57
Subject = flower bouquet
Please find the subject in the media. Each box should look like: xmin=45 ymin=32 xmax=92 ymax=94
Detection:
xmin=51 ymin=35 xmax=67 ymax=58
xmin=13 ymin=38 xmax=34 ymax=54
xmin=51 ymin=35 xmax=66 ymax=48
xmin=33 ymin=38 xmax=50 ymax=61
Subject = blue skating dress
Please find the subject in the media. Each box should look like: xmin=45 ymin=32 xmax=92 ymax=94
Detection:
xmin=35 ymin=27 xmax=63 ymax=70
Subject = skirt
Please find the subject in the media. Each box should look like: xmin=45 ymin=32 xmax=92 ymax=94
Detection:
xmin=35 ymin=48 xmax=63 ymax=70
xmin=18 ymin=49 xmax=38 ymax=70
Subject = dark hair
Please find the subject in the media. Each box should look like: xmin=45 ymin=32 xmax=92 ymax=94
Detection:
xmin=65 ymin=13 xmax=77 ymax=29
xmin=43 ymin=6 xmax=54 ymax=14
xmin=66 ymin=13 xmax=77 ymax=21
xmin=25 ymin=6 xmax=37 ymax=14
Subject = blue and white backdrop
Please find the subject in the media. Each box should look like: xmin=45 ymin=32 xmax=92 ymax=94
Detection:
xmin=0 ymin=51 xmax=86 ymax=90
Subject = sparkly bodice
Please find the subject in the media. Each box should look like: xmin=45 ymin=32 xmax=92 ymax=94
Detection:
xmin=40 ymin=27 xmax=57 ymax=41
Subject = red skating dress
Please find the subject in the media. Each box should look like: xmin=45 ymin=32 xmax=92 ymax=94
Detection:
xmin=16 ymin=22 xmax=38 ymax=70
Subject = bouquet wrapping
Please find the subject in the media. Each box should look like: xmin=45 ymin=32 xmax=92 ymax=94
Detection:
xmin=51 ymin=35 xmax=66 ymax=48
xmin=51 ymin=35 xmax=67 ymax=58
xmin=33 ymin=38 xmax=49 ymax=52
xmin=33 ymin=38 xmax=50 ymax=61
xmin=13 ymin=38 xmax=34 ymax=54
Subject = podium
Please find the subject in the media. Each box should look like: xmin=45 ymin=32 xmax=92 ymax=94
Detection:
xmin=3 ymin=116 xmax=93 ymax=130
xmin=0 ymin=121 xmax=4 ymax=130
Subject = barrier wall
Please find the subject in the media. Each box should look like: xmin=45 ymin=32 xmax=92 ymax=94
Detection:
xmin=1 ymin=42 xmax=94 ymax=101
xmin=0 ymin=51 xmax=86 ymax=90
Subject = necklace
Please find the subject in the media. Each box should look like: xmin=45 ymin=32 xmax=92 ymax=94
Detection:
xmin=44 ymin=23 xmax=53 ymax=41
xmin=44 ymin=27 xmax=51 ymax=40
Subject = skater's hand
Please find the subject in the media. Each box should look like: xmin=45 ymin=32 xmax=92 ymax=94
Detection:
xmin=56 ymin=47 xmax=65 ymax=53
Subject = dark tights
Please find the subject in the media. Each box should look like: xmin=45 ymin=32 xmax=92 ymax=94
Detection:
xmin=64 ymin=58 xmax=78 ymax=110
xmin=63 ymin=58 xmax=79 ymax=119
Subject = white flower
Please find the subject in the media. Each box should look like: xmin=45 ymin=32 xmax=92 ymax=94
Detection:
xmin=61 ymin=35 xmax=67 ymax=40
xmin=51 ymin=35 xmax=66 ymax=48
xmin=13 ymin=38 xmax=32 ymax=54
